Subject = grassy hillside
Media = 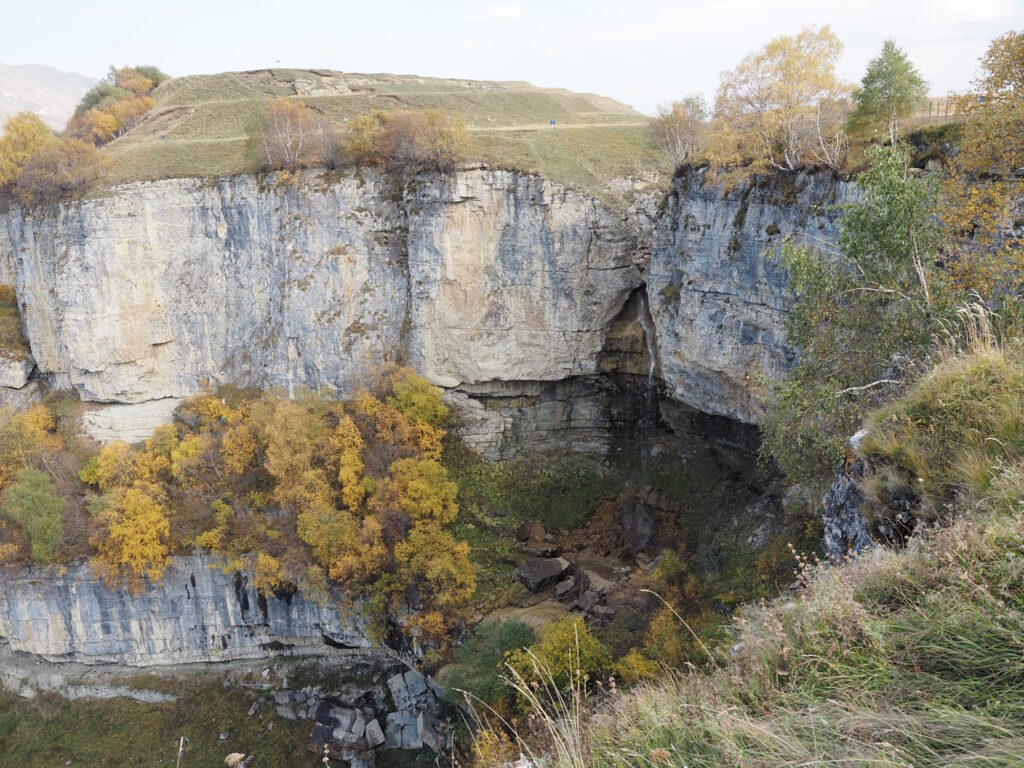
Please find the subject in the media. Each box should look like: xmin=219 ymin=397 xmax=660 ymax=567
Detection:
xmin=102 ymin=69 xmax=663 ymax=196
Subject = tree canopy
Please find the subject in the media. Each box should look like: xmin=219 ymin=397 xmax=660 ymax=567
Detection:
xmin=711 ymin=26 xmax=851 ymax=174
xmin=649 ymin=96 xmax=708 ymax=168
xmin=848 ymin=40 xmax=928 ymax=144
xmin=0 ymin=113 xmax=52 ymax=189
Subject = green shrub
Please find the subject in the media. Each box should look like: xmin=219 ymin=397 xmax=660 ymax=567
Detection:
xmin=446 ymin=620 xmax=535 ymax=711
xmin=1 ymin=468 xmax=65 ymax=562
xmin=507 ymin=617 xmax=612 ymax=693
xmin=387 ymin=372 xmax=449 ymax=426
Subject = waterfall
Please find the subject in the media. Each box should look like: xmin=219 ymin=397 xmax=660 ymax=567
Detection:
xmin=638 ymin=291 xmax=657 ymax=398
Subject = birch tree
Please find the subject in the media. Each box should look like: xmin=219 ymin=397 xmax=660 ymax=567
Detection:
xmin=712 ymin=26 xmax=851 ymax=173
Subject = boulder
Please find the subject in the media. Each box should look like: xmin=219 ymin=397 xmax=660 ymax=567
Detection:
xmin=0 ymin=354 xmax=33 ymax=389
xmin=0 ymin=379 xmax=41 ymax=410
xmin=583 ymin=569 xmax=615 ymax=594
xmin=364 ymin=718 xmax=385 ymax=749
xmin=554 ymin=577 xmax=575 ymax=598
xmin=514 ymin=522 xmax=532 ymax=541
xmin=821 ymin=430 xmax=873 ymax=560
xmin=417 ymin=710 xmax=445 ymax=753
xmin=523 ymin=542 xmax=560 ymax=557
xmin=574 ymin=590 xmax=601 ymax=612
xmin=515 ymin=557 xmax=570 ymax=592
xmin=384 ymin=710 xmax=421 ymax=750
xmin=387 ymin=669 xmax=434 ymax=712
xmin=590 ymin=605 xmax=615 ymax=621
xmin=330 ymin=706 xmax=360 ymax=735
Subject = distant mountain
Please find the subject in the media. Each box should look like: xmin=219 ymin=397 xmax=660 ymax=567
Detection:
xmin=0 ymin=64 xmax=96 ymax=130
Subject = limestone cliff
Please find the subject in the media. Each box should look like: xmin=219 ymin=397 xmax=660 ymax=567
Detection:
xmin=0 ymin=554 xmax=372 ymax=665
xmin=9 ymin=173 xmax=408 ymax=403
xmin=648 ymin=169 xmax=856 ymax=423
xmin=4 ymin=166 xmax=853 ymax=442
xmin=0 ymin=212 xmax=14 ymax=286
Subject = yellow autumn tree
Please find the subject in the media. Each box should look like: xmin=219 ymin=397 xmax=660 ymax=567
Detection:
xmin=331 ymin=413 xmax=366 ymax=511
xmin=386 ymin=370 xmax=449 ymax=426
xmin=377 ymin=458 xmax=458 ymax=525
xmin=13 ymin=136 xmax=107 ymax=205
xmin=0 ymin=112 xmax=52 ymax=189
xmin=325 ymin=515 xmax=388 ymax=583
xmin=712 ymin=26 xmax=851 ymax=174
xmin=90 ymin=485 xmax=171 ymax=591
xmin=0 ymin=405 xmax=63 ymax=488
xmin=259 ymin=98 xmax=316 ymax=171
xmin=80 ymin=441 xmax=138 ymax=491
xmin=251 ymin=551 xmax=286 ymax=594
xmin=221 ymin=423 xmax=259 ymax=476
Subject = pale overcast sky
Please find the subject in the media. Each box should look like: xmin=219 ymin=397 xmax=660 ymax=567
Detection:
xmin=2 ymin=0 xmax=1022 ymax=113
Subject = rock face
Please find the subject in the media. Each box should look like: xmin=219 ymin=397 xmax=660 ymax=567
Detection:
xmin=0 ymin=352 xmax=33 ymax=389
xmin=7 ymin=168 xmax=641 ymax=408
xmin=0 ymin=554 xmax=372 ymax=665
xmin=5 ymin=167 xmax=854 ymax=452
xmin=648 ymin=169 xmax=855 ymax=423
xmin=81 ymin=398 xmax=183 ymax=444
xmin=405 ymin=171 xmax=643 ymax=388
xmin=0 ymin=213 xmax=14 ymax=286
xmin=821 ymin=430 xmax=873 ymax=560
xmin=10 ymin=173 xmax=408 ymax=404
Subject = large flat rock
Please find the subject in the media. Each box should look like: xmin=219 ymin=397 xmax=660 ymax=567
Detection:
xmin=0 ymin=353 xmax=33 ymax=389
xmin=82 ymin=398 xmax=182 ymax=444
xmin=515 ymin=557 xmax=571 ymax=592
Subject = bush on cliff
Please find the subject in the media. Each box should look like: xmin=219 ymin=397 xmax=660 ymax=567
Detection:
xmin=0 ymin=113 xmax=52 ymax=191
xmin=341 ymin=108 xmax=467 ymax=174
xmin=13 ymin=137 xmax=107 ymax=205
xmin=761 ymin=142 xmax=951 ymax=485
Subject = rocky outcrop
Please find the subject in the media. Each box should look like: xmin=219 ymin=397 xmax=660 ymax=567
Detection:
xmin=0 ymin=554 xmax=372 ymax=665
xmin=5 ymin=166 xmax=855 ymax=443
xmin=649 ymin=169 xmax=855 ymax=423
xmin=7 ymin=168 xmax=641 ymax=408
xmin=0 ymin=349 xmax=40 ymax=410
xmin=821 ymin=430 xmax=873 ymax=560
xmin=406 ymin=171 xmax=643 ymax=388
xmin=0 ymin=353 xmax=33 ymax=389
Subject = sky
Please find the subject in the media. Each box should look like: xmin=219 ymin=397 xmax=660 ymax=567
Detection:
xmin=2 ymin=0 xmax=1022 ymax=113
